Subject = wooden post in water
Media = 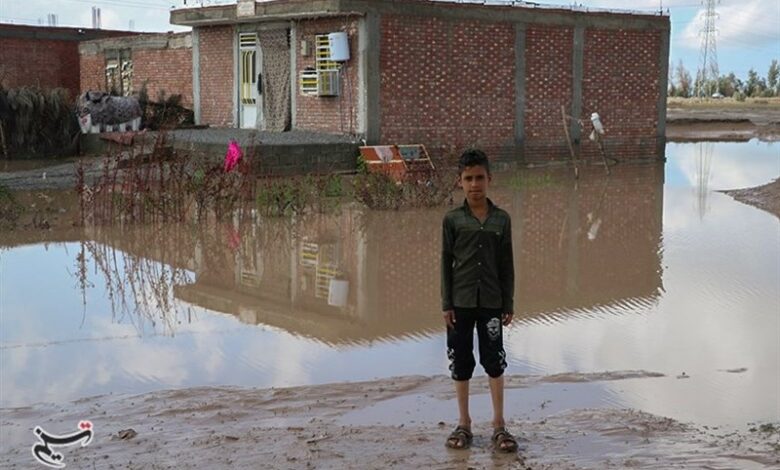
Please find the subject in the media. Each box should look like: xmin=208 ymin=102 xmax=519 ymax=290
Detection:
xmin=561 ymin=105 xmax=579 ymax=179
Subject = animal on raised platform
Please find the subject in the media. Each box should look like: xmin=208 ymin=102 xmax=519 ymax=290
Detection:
xmin=77 ymin=91 xmax=142 ymax=133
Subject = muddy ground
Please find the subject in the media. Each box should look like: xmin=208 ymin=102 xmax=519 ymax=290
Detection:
xmin=666 ymin=100 xmax=780 ymax=142
xmin=2 ymin=373 xmax=778 ymax=469
xmin=722 ymin=178 xmax=780 ymax=220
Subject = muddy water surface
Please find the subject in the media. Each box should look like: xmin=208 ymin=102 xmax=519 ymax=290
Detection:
xmin=1 ymin=141 xmax=778 ymax=430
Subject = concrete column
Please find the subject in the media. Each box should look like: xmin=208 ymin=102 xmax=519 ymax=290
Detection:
xmin=290 ymin=21 xmax=298 ymax=129
xmin=357 ymin=16 xmax=367 ymax=136
xmin=514 ymin=23 xmax=526 ymax=147
xmin=192 ymin=28 xmax=201 ymax=125
xmin=570 ymin=25 xmax=585 ymax=143
xmin=364 ymin=11 xmax=381 ymax=144
xmin=232 ymin=26 xmax=239 ymax=128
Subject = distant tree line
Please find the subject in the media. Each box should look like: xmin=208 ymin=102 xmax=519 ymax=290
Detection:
xmin=669 ymin=59 xmax=780 ymax=100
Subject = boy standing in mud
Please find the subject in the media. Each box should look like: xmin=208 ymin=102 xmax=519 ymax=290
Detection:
xmin=441 ymin=149 xmax=518 ymax=452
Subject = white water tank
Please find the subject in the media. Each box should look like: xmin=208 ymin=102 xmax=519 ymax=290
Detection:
xmin=328 ymin=279 xmax=349 ymax=307
xmin=328 ymin=32 xmax=350 ymax=62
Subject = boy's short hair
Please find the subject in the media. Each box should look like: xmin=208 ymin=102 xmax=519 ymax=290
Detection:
xmin=458 ymin=149 xmax=490 ymax=175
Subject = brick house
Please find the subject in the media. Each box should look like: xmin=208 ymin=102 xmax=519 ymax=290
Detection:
xmin=0 ymin=23 xmax=138 ymax=101
xmin=171 ymin=0 xmax=670 ymax=162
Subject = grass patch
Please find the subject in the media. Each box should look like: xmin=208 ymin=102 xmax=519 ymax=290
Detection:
xmin=667 ymin=97 xmax=780 ymax=109
xmin=0 ymin=183 xmax=24 ymax=230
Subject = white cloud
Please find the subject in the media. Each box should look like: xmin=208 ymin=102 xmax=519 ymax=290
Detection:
xmin=681 ymin=0 xmax=780 ymax=49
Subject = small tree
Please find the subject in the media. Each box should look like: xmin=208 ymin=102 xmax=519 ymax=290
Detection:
xmin=746 ymin=68 xmax=762 ymax=97
xmin=675 ymin=60 xmax=692 ymax=97
xmin=718 ymin=73 xmax=739 ymax=97
xmin=767 ymin=59 xmax=779 ymax=96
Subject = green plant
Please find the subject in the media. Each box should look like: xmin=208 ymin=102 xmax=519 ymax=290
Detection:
xmin=138 ymin=83 xmax=194 ymax=131
xmin=351 ymin=170 xmax=453 ymax=210
xmin=323 ymin=174 xmax=343 ymax=197
xmin=76 ymin=133 xmax=254 ymax=226
xmin=0 ymin=183 xmax=23 ymax=230
xmin=507 ymin=173 xmax=554 ymax=190
xmin=256 ymin=176 xmax=311 ymax=216
xmin=356 ymin=154 xmax=368 ymax=174
xmin=351 ymin=172 xmax=404 ymax=210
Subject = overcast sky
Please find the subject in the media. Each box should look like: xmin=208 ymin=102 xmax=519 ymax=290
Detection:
xmin=1 ymin=0 xmax=777 ymax=79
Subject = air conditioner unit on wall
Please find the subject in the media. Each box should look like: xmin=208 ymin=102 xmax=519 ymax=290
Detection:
xmin=317 ymin=70 xmax=339 ymax=96
xmin=300 ymin=69 xmax=318 ymax=95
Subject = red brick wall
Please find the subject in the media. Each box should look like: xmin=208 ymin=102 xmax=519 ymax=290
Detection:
xmin=79 ymin=34 xmax=192 ymax=107
xmin=375 ymin=16 xmax=663 ymax=164
xmin=79 ymin=52 xmax=106 ymax=93
xmin=134 ymin=48 xmax=193 ymax=108
xmin=523 ymin=25 xmax=574 ymax=161
xmin=380 ymin=15 xmax=516 ymax=160
xmin=580 ymin=28 xmax=662 ymax=161
xmin=295 ymin=17 xmax=360 ymax=134
xmin=0 ymin=37 xmax=80 ymax=101
xmin=199 ymin=25 xmax=235 ymax=127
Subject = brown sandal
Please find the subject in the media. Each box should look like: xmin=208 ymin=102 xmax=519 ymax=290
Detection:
xmin=492 ymin=427 xmax=518 ymax=453
xmin=445 ymin=426 xmax=473 ymax=449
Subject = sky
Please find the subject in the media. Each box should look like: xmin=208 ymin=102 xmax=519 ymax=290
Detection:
xmin=0 ymin=0 xmax=777 ymax=80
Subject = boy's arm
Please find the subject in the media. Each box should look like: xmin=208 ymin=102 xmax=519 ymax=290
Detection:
xmin=441 ymin=216 xmax=455 ymax=312
xmin=499 ymin=216 xmax=515 ymax=314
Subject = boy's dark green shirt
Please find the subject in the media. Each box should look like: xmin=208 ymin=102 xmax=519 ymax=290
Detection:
xmin=441 ymin=198 xmax=514 ymax=312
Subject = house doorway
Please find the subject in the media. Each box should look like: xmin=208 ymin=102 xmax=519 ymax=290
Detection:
xmin=239 ymin=32 xmax=261 ymax=129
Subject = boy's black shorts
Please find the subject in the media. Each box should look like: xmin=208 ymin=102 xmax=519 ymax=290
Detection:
xmin=446 ymin=306 xmax=507 ymax=381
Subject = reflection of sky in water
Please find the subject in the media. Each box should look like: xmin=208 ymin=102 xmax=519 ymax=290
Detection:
xmin=1 ymin=141 xmax=778 ymax=428
xmin=0 ymin=246 xmax=443 ymax=406
xmin=665 ymin=140 xmax=779 ymax=190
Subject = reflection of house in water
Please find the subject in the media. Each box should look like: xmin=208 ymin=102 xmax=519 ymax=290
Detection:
xmin=89 ymin=164 xmax=664 ymax=343
xmin=174 ymin=210 xmax=444 ymax=345
xmin=500 ymin=164 xmax=665 ymax=319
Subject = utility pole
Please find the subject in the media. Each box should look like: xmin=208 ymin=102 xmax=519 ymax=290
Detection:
xmin=696 ymin=0 xmax=720 ymax=97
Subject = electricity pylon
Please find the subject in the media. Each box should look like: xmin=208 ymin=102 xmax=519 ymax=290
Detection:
xmin=696 ymin=0 xmax=721 ymax=97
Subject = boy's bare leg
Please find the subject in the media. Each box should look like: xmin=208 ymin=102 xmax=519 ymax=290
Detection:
xmin=489 ymin=375 xmax=505 ymax=428
xmin=455 ymin=379 xmax=471 ymax=428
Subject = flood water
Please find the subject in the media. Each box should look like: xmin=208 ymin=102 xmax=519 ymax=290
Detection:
xmin=1 ymin=141 xmax=778 ymax=430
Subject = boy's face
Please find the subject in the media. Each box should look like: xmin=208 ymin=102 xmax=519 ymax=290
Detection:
xmin=459 ymin=164 xmax=491 ymax=205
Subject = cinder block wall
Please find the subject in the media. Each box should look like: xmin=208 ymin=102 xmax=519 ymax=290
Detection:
xmin=580 ymin=28 xmax=662 ymax=161
xmin=295 ymin=16 xmax=361 ymax=135
xmin=134 ymin=46 xmax=193 ymax=107
xmin=198 ymin=25 xmax=234 ymax=127
xmin=79 ymin=32 xmax=193 ymax=107
xmin=79 ymin=52 xmax=106 ymax=93
xmin=0 ymin=38 xmax=80 ymax=98
xmin=0 ymin=25 xmax=136 ymax=102
xmin=523 ymin=24 xmax=574 ymax=161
